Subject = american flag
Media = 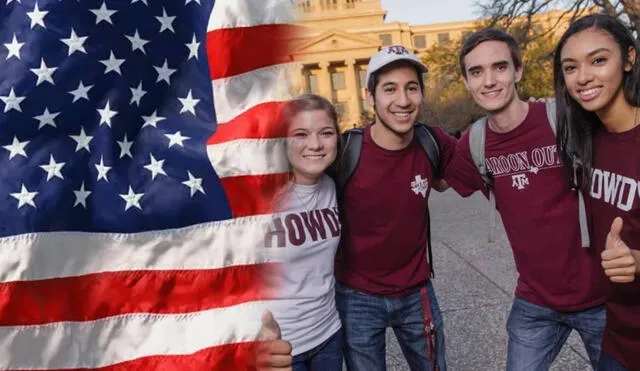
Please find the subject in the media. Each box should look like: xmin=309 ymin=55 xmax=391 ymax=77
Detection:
xmin=0 ymin=0 xmax=297 ymax=369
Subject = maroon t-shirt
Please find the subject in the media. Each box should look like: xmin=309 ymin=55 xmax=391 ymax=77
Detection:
xmin=334 ymin=124 xmax=456 ymax=297
xmin=589 ymin=124 xmax=640 ymax=369
xmin=444 ymin=102 xmax=607 ymax=311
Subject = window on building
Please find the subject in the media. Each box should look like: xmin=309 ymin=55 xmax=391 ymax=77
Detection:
xmin=334 ymin=101 xmax=349 ymax=120
xmin=358 ymin=69 xmax=367 ymax=89
xmin=331 ymin=71 xmax=346 ymax=91
xmin=323 ymin=0 xmax=338 ymax=10
xmin=379 ymin=34 xmax=392 ymax=46
xmin=307 ymin=74 xmax=318 ymax=94
xmin=413 ymin=35 xmax=426 ymax=49
xmin=437 ymin=33 xmax=450 ymax=45
xmin=299 ymin=0 xmax=311 ymax=12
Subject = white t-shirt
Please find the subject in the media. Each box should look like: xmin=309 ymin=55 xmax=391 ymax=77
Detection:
xmin=264 ymin=174 xmax=342 ymax=355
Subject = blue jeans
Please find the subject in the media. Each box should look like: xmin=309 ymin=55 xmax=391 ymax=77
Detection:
xmin=292 ymin=328 xmax=344 ymax=371
xmin=506 ymin=298 xmax=605 ymax=371
xmin=598 ymin=352 xmax=628 ymax=371
xmin=335 ymin=281 xmax=446 ymax=371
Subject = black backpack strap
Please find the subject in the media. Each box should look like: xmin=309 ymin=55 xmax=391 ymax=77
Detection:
xmin=414 ymin=123 xmax=441 ymax=178
xmin=335 ymin=128 xmax=364 ymax=199
xmin=414 ymin=123 xmax=441 ymax=279
xmin=425 ymin=206 xmax=435 ymax=279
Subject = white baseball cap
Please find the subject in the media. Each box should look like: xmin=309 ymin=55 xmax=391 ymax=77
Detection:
xmin=366 ymin=45 xmax=428 ymax=89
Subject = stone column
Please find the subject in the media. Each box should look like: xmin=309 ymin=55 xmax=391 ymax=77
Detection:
xmin=297 ymin=64 xmax=308 ymax=95
xmin=318 ymin=61 xmax=332 ymax=100
xmin=345 ymin=59 xmax=361 ymax=125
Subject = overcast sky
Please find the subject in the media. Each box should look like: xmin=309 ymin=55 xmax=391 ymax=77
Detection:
xmin=381 ymin=0 xmax=483 ymax=25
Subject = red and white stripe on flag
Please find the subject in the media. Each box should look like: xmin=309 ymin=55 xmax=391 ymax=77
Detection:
xmin=207 ymin=0 xmax=301 ymax=217
xmin=0 ymin=0 xmax=297 ymax=369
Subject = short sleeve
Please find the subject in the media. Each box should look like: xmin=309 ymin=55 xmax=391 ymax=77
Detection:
xmin=442 ymin=128 xmax=488 ymax=198
xmin=431 ymin=126 xmax=457 ymax=176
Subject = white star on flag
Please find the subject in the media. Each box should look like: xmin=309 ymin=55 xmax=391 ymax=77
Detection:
xmin=178 ymin=89 xmax=200 ymax=115
xmin=61 ymin=28 xmax=88 ymax=55
xmin=1 ymin=88 xmax=26 ymax=112
xmin=4 ymin=34 xmax=24 ymax=60
xmin=27 ymin=2 xmax=48 ymax=29
xmin=97 ymin=101 xmax=118 ymax=127
xmin=125 ymin=30 xmax=149 ymax=54
xmin=100 ymin=51 xmax=125 ymax=75
xmin=130 ymin=82 xmax=147 ymax=106
xmin=10 ymin=184 xmax=38 ymax=209
xmin=182 ymin=171 xmax=205 ymax=197
xmin=39 ymin=155 xmax=65 ymax=181
xmin=155 ymin=7 xmax=176 ymax=33
xmin=2 ymin=136 xmax=29 ymax=159
xmin=34 ymin=107 xmax=60 ymax=129
xmin=144 ymin=153 xmax=167 ymax=180
xmin=165 ymin=131 xmax=190 ymax=148
xmin=70 ymin=127 xmax=93 ymax=152
xmin=30 ymin=59 xmax=57 ymax=86
xmin=73 ymin=182 xmax=92 ymax=208
xmin=95 ymin=156 xmax=112 ymax=182
xmin=117 ymin=134 xmax=134 ymax=158
xmin=142 ymin=110 xmax=166 ymax=128
xmin=90 ymin=1 xmax=117 ymax=25
xmin=69 ymin=81 xmax=93 ymax=102
xmin=185 ymin=34 xmax=200 ymax=60
xmin=119 ymin=186 xmax=144 ymax=211
xmin=154 ymin=59 xmax=176 ymax=84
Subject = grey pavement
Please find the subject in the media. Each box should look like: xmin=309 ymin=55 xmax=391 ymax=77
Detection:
xmin=350 ymin=190 xmax=593 ymax=371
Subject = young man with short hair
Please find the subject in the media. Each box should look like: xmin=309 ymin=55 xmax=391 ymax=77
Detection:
xmin=444 ymin=28 xmax=608 ymax=370
xmin=334 ymin=45 xmax=457 ymax=371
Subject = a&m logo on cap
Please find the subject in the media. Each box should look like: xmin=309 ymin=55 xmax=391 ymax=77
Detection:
xmin=388 ymin=45 xmax=410 ymax=55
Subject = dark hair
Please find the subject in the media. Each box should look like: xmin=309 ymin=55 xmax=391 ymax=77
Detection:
xmin=554 ymin=13 xmax=640 ymax=189
xmin=280 ymin=93 xmax=344 ymax=174
xmin=459 ymin=28 xmax=522 ymax=78
xmin=367 ymin=61 xmax=425 ymax=97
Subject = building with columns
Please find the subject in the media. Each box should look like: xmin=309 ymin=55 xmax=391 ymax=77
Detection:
xmin=291 ymin=0 xmax=478 ymax=130
xmin=290 ymin=0 xmax=580 ymax=131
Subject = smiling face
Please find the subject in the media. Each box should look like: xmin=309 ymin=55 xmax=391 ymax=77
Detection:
xmin=560 ymin=28 xmax=634 ymax=114
xmin=367 ymin=62 xmax=423 ymax=137
xmin=286 ymin=109 xmax=338 ymax=185
xmin=462 ymin=40 xmax=523 ymax=113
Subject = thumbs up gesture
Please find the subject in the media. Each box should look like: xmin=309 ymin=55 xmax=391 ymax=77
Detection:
xmin=255 ymin=311 xmax=293 ymax=370
xmin=601 ymin=217 xmax=638 ymax=283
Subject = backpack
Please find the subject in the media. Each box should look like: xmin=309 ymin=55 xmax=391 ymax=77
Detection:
xmin=334 ymin=123 xmax=441 ymax=278
xmin=468 ymin=99 xmax=590 ymax=248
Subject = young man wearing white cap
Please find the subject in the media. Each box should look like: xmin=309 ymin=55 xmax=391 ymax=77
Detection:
xmin=333 ymin=45 xmax=457 ymax=371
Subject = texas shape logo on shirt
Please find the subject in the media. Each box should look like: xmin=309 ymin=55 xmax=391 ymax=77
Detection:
xmin=411 ymin=174 xmax=429 ymax=198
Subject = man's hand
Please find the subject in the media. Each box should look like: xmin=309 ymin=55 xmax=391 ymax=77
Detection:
xmin=602 ymin=217 xmax=638 ymax=283
xmin=255 ymin=311 xmax=292 ymax=370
